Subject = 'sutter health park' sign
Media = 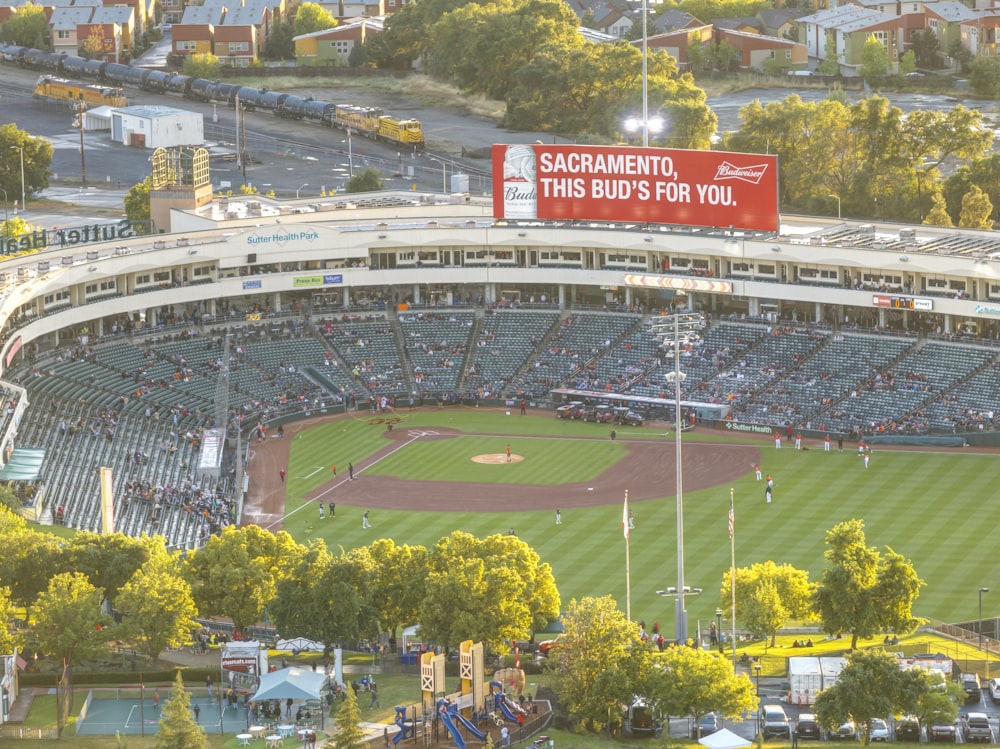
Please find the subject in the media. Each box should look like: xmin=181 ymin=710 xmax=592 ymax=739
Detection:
xmin=492 ymin=145 xmax=779 ymax=232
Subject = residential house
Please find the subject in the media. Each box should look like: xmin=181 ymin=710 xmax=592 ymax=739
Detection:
xmin=595 ymin=6 xmax=635 ymax=37
xmin=293 ymin=17 xmax=382 ymax=65
xmin=924 ymin=0 xmax=978 ymax=54
xmin=651 ymin=9 xmax=702 ymax=33
xmin=714 ymin=27 xmax=808 ymax=70
xmin=215 ymin=4 xmax=268 ymax=65
xmin=50 ymin=5 xmax=94 ymax=54
xmin=172 ymin=3 xmax=223 ymax=57
xmin=642 ymin=24 xmax=713 ymax=68
xmin=960 ymin=11 xmax=1000 ymax=55
xmin=796 ymin=4 xmax=903 ymax=71
xmin=81 ymin=5 xmax=134 ymax=62
xmin=756 ymin=8 xmax=810 ymax=39
xmin=714 ymin=16 xmax=762 ymax=33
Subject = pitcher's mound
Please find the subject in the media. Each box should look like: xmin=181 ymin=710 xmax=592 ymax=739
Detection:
xmin=472 ymin=453 xmax=524 ymax=464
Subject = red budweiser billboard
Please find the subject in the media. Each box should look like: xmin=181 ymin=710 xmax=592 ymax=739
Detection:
xmin=492 ymin=144 xmax=779 ymax=232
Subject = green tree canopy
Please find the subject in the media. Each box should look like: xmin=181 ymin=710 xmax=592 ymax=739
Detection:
xmin=0 ymin=518 xmax=63 ymax=612
xmin=294 ymin=2 xmax=338 ymax=34
xmin=0 ymin=585 xmax=21 ymax=655
xmin=64 ymin=531 xmax=151 ymax=605
xmin=813 ymin=519 xmax=924 ymax=649
xmin=116 ymin=544 xmax=199 ymax=664
xmin=185 ymin=526 xmax=305 ymax=634
xmin=420 ymin=531 xmax=559 ymax=654
xmin=182 ymin=52 xmax=220 ymax=79
xmin=721 ymin=560 xmax=813 ymax=647
xmin=0 ymin=3 xmax=51 ymax=49
xmin=124 ymin=177 xmax=152 ymax=224
xmin=644 ymin=646 xmax=757 ymax=732
xmin=860 ymin=35 xmax=890 ymax=79
xmin=345 ymin=168 xmax=385 ymax=193
xmin=1 ymin=124 xmax=53 ymax=206
xmin=34 ymin=572 xmax=111 ymax=666
xmin=813 ymin=649 xmax=926 ymax=743
xmin=345 ymin=539 xmax=428 ymax=639
xmin=330 ymin=679 xmax=366 ymax=749
xmin=265 ymin=19 xmax=296 ymax=59
xmin=959 ymin=184 xmax=994 ymax=228
xmin=924 ymin=193 xmax=953 ymax=227
xmin=156 ymin=671 xmax=206 ymax=749
xmin=548 ymin=595 xmax=646 ymax=732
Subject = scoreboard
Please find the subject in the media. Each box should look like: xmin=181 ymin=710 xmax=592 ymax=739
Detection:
xmin=872 ymin=294 xmax=933 ymax=311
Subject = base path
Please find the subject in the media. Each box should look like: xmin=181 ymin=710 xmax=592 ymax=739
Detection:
xmin=244 ymin=413 xmax=760 ymax=525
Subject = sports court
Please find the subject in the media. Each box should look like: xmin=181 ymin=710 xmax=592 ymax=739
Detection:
xmin=74 ymin=687 xmax=250 ymax=735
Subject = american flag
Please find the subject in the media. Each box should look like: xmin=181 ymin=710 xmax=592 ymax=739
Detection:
xmin=728 ymin=497 xmax=734 ymax=540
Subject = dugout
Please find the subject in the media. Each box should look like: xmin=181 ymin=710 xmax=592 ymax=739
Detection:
xmin=550 ymin=388 xmax=730 ymax=422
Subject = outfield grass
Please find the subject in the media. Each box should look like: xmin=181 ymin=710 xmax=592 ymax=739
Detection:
xmin=282 ymin=410 xmax=1000 ymax=637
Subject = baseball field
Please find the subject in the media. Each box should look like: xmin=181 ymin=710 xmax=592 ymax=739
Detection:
xmin=244 ymin=408 xmax=1000 ymax=637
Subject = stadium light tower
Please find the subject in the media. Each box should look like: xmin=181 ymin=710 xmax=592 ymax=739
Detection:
xmin=649 ymin=307 xmax=704 ymax=644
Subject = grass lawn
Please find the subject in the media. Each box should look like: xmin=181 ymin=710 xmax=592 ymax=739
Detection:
xmin=279 ymin=409 xmax=999 ymax=639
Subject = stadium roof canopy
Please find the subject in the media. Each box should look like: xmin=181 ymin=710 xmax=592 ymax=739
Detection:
xmin=0 ymin=448 xmax=45 ymax=481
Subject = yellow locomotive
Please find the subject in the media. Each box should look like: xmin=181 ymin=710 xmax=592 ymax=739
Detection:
xmin=329 ymin=104 xmax=424 ymax=150
xmin=34 ymin=76 xmax=128 ymax=108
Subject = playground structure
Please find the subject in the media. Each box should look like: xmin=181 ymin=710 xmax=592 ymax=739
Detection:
xmin=384 ymin=639 xmax=545 ymax=748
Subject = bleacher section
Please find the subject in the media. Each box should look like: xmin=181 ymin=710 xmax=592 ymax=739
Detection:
xmin=9 ymin=312 xmax=1000 ymax=546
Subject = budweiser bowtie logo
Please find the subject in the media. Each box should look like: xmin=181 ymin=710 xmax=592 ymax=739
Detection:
xmin=714 ymin=161 xmax=769 ymax=184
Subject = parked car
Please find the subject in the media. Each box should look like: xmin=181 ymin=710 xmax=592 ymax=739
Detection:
xmin=586 ymin=406 xmax=614 ymax=424
xmin=697 ymin=713 xmax=721 ymax=737
xmin=896 ymin=715 xmax=921 ymax=742
xmin=555 ymin=401 xmax=585 ymax=420
xmin=760 ymin=705 xmax=792 ymax=738
xmin=869 ymin=718 xmax=891 ymax=742
xmin=989 ymin=678 xmax=1000 ymax=703
xmin=831 ymin=721 xmax=858 ymax=741
xmin=962 ymin=712 xmax=993 ymax=743
xmin=623 ymin=697 xmax=659 ymax=738
xmin=796 ymin=714 xmax=822 ymax=740
xmin=962 ymin=673 xmax=983 ymax=703
xmin=929 ymin=722 xmax=957 ymax=742
xmin=613 ymin=407 xmax=644 ymax=426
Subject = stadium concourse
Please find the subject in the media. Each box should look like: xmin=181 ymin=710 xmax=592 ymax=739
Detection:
xmin=2 ymin=185 xmax=1000 ymax=547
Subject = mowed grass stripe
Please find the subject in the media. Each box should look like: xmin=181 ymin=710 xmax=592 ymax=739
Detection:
xmin=364 ymin=436 xmax=625 ymax=484
xmin=283 ymin=412 xmax=1000 ymax=631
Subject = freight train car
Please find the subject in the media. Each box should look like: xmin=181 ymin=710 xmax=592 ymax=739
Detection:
xmin=34 ymin=75 xmax=127 ymax=108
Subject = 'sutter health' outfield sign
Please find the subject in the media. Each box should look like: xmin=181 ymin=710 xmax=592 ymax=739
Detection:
xmin=491 ymin=145 xmax=779 ymax=232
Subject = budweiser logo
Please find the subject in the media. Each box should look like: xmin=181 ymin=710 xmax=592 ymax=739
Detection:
xmin=714 ymin=161 xmax=769 ymax=185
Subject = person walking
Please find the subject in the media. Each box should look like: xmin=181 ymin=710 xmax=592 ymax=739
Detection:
xmin=349 ymin=462 xmax=354 ymax=480
xmin=765 ymin=486 xmax=773 ymax=504
xmin=864 ymin=451 xmax=871 ymax=469
xmin=795 ymin=432 xmax=802 ymax=450
xmin=363 ymin=510 xmax=371 ymax=529
xmin=279 ymin=468 xmax=286 ymax=483
xmin=555 ymin=509 xmax=561 ymax=525
xmin=837 ymin=434 xmax=844 ymax=451
xmin=153 ymin=689 xmax=160 ymax=710
xmin=193 ymin=703 xmax=200 ymax=722
xmin=319 ymin=503 xmax=325 ymax=519
xmin=505 ymin=444 xmax=511 ymax=463
xmin=520 ymin=400 xmax=526 ymax=415
xmin=754 ymin=463 xmax=762 ymax=480
xmin=628 ymin=510 xmax=635 ymax=529
xmin=773 ymin=432 xmax=781 ymax=449
xmin=766 ymin=475 xmax=774 ymax=488
xmin=206 ymin=675 xmax=213 ymax=698
xmin=824 ymin=434 xmax=831 ymax=452
xmin=332 ymin=463 xmax=337 ymax=477
xmin=329 ymin=502 xmax=335 ymax=518
xmin=369 ymin=682 xmax=380 ymax=709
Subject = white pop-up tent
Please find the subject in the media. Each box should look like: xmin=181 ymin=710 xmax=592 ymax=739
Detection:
xmin=699 ymin=728 xmax=753 ymax=749
xmin=250 ymin=667 xmax=327 ymax=703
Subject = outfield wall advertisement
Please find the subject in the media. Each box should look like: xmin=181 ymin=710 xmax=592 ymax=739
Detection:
xmin=492 ymin=144 xmax=779 ymax=232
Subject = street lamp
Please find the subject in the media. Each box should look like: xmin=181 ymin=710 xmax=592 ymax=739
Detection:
xmin=980 ymin=587 xmax=989 ymax=651
xmin=623 ymin=115 xmax=664 ymax=145
xmin=828 ymin=194 xmax=841 ymax=220
xmin=715 ymin=609 xmax=723 ymax=653
xmin=9 ymin=146 xmax=25 ymax=213
xmin=296 ymin=183 xmax=309 ymax=199
xmin=0 ymin=187 xmax=7 ymax=224
xmin=429 ymin=157 xmax=447 ymax=194
xmin=755 ymin=664 xmax=762 ymax=735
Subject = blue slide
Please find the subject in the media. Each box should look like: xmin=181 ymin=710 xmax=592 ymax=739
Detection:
xmin=393 ymin=706 xmax=415 ymax=745
xmin=451 ymin=707 xmax=486 ymax=740
xmin=490 ymin=681 xmax=524 ymax=724
xmin=438 ymin=700 xmax=467 ymax=749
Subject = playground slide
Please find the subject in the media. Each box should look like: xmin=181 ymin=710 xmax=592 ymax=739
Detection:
xmin=490 ymin=682 xmax=523 ymax=724
xmin=393 ymin=706 xmax=414 ymax=746
xmin=451 ymin=707 xmax=486 ymax=740
xmin=438 ymin=702 xmax=467 ymax=749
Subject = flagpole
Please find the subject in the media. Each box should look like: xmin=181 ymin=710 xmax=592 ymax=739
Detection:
xmin=730 ymin=487 xmax=737 ymax=668
xmin=624 ymin=489 xmax=631 ymax=623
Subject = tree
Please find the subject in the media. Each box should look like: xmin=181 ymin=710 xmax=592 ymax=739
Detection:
xmin=968 ymin=57 xmax=1000 ymax=98
xmin=0 ymin=586 xmax=21 ymax=656
xmin=0 ymin=522 xmax=64 ymax=612
xmin=898 ymin=50 xmax=917 ymax=77
xmin=816 ymin=32 xmax=840 ymax=75
xmin=942 ymin=153 xmax=1000 ymax=226
xmin=909 ymin=28 xmax=940 ymax=69
xmin=294 ymin=2 xmax=338 ymax=34
xmin=721 ymin=561 xmax=813 ymax=647
xmin=813 ymin=649 xmax=925 ymax=744
xmin=64 ymin=532 xmax=151 ymax=605
xmin=1 ymin=124 xmax=54 ymax=206
xmin=271 ymin=543 xmax=363 ymax=648
xmin=124 ymin=177 xmax=152 ymax=224
xmin=328 ymin=681 xmax=366 ymax=749
xmin=265 ymin=19 xmax=295 ymax=60
xmin=346 ymin=539 xmax=428 ymax=641
xmin=116 ymin=545 xmax=199 ymax=665
xmin=420 ymin=531 xmax=560 ymax=654
xmin=813 ymin=519 xmax=924 ymax=649
xmin=548 ymin=595 xmax=646 ymax=732
xmin=959 ymin=185 xmax=994 ymax=229
xmin=916 ymin=672 xmax=963 ymax=730
xmin=0 ymin=216 xmax=34 ymax=244
xmin=182 ymin=52 xmax=220 ymax=79
xmin=79 ymin=26 xmax=112 ymax=59
xmin=345 ymin=168 xmax=385 ymax=193
xmin=924 ymin=193 xmax=953 ymax=226
xmin=185 ymin=526 xmax=305 ymax=635
xmin=0 ymin=3 xmax=51 ymax=49
xmin=860 ymin=35 xmax=890 ymax=79
xmin=33 ymin=572 xmax=111 ymax=666
xmin=644 ymin=646 xmax=757 ymax=735
xmin=156 ymin=671 xmax=206 ymax=749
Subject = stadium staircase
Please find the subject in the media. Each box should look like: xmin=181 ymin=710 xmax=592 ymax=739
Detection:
xmin=387 ymin=313 xmax=417 ymax=397
xmin=453 ymin=310 xmax=486 ymax=395
xmin=502 ymin=313 xmax=564 ymax=398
